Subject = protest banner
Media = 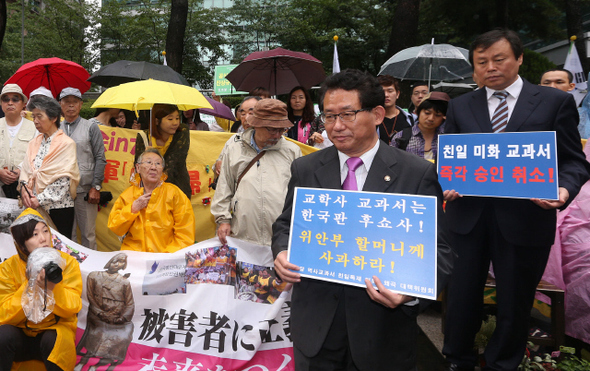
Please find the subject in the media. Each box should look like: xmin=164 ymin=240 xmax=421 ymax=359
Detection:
xmin=438 ymin=132 xmax=559 ymax=200
xmin=287 ymin=187 xmax=438 ymax=300
xmin=0 ymin=223 xmax=294 ymax=371
xmin=97 ymin=127 xmax=316 ymax=252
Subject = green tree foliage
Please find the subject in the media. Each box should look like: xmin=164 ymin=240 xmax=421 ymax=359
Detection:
xmin=419 ymin=0 xmax=564 ymax=48
xmin=97 ymin=0 xmax=228 ymax=88
xmin=230 ymin=0 xmax=392 ymax=74
xmin=0 ymin=0 xmax=95 ymax=83
xmin=181 ymin=2 xmax=229 ymax=89
xmin=97 ymin=0 xmax=168 ymax=65
xmin=229 ymin=0 xmax=570 ymax=81
xmin=228 ymin=0 xmax=285 ymax=61
xmin=519 ymin=49 xmax=557 ymax=84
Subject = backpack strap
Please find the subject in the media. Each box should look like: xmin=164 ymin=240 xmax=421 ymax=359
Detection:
xmin=236 ymin=151 xmax=266 ymax=190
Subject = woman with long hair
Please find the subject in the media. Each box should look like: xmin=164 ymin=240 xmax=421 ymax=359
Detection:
xmin=134 ymin=104 xmax=191 ymax=199
xmin=285 ymin=86 xmax=323 ymax=145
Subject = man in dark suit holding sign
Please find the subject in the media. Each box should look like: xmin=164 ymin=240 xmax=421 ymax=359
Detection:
xmin=442 ymin=29 xmax=590 ymax=371
xmin=272 ymin=69 xmax=454 ymax=371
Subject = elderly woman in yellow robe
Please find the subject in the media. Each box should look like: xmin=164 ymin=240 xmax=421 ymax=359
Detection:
xmin=108 ymin=148 xmax=195 ymax=253
xmin=0 ymin=208 xmax=83 ymax=371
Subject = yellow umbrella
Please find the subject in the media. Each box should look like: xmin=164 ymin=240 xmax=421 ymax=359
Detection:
xmin=91 ymin=79 xmax=213 ymax=114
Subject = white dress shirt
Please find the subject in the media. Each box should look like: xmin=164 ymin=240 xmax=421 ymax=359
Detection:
xmin=337 ymin=139 xmax=380 ymax=191
xmin=485 ymin=76 xmax=523 ymax=123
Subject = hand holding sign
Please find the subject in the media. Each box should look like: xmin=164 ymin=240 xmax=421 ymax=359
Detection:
xmin=273 ymin=251 xmax=301 ymax=283
xmin=532 ymin=187 xmax=569 ymax=209
xmin=365 ymin=276 xmax=414 ymax=309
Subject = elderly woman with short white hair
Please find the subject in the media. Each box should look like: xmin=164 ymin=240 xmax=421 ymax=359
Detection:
xmin=19 ymin=95 xmax=80 ymax=237
xmin=108 ymin=148 xmax=195 ymax=253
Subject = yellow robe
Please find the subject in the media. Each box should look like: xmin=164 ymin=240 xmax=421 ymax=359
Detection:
xmin=108 ymin=181 xmax=195 ymax=253
xmin=0 ymin=252 xmax=83 ymax=371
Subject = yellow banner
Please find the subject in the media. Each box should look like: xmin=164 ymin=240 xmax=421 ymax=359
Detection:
xmin=97 ymin=127 xmax=316 ymax=252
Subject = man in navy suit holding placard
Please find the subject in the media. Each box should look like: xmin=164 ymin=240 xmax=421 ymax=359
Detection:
xmin=272 ymin=69 xmax=454 ymax=371
xmin=442 ymin=29 xmax=590 ymax=371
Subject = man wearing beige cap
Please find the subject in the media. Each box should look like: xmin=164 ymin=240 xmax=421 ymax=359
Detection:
xmin=0 ymin=84 xmax=36 ymax=199
xmin=211 ymin=99 xmax=302 ymax=247
xmin=59 ymin=87 xmax=106 ymax=250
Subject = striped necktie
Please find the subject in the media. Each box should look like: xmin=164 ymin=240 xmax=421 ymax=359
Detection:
xmin=491 ymin=91 xmax=509 ymax=133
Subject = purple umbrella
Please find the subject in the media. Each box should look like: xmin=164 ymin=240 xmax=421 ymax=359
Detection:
xmin=200 ymin=96 xmax=236 ymax=121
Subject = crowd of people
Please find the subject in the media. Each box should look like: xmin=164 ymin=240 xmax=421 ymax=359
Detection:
xmin=1 ymin=28 xmax=590 ymax=371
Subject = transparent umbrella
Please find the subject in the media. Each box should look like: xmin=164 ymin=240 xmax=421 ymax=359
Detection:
xmin=379 ymin=42 xmax=472 ymax=88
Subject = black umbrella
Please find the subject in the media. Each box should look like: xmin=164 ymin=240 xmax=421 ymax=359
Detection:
xmin=88 ymin=60 xmax=189 ymax=87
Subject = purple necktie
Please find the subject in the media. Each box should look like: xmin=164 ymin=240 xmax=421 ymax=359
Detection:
xmin=342 ymin=157 xmax=363 ymax=191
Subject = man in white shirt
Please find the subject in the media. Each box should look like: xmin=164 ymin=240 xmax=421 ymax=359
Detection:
xmin=442 ymin=29 xmax=590 ymax=371
xmin=272 ymin=69 xmax=454 ymax=371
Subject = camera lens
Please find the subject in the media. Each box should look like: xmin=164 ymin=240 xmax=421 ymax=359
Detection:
xmin=44 ymin=262 xmax=63 ymax=284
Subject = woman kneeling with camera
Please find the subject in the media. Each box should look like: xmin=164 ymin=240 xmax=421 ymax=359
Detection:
xmin=0 ymin=208 xmax=83 ymax=371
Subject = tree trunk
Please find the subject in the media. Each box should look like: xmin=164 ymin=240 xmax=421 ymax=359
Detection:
xmin=564 ymin=0 xmax=588 ymax=76
xmin=0 ymin=0 xmax=7 ymax=51
xmin=166 ymin=0 xmax=188 ymax=74
xmin=386 ymin=0 xmax=420 ymax=60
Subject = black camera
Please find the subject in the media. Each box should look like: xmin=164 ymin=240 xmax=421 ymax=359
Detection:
xmin=44 ymin=262 xmax=63 ymax=284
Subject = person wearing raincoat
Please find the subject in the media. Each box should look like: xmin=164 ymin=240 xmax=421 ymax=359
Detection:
xmin=0 ymin=208 xmax=83 ymax=371
xmin=108 ymin=148 xmax=195 ymax=253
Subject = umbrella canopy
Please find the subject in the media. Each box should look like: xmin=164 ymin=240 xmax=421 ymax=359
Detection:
xmin=431 ymin=81 xmax=476 ymax=98
xmin=91 ymin=79 xmax=212 ymax=114
xmin=88 ymin=60 xmax=190 ymax=87
xmin=379 ymin=44 xmax=472 ymax=84
xmin=200 ymin=97 xmax=236 ymax=121
xmin=226 ymin=47 xmax=325 ymax=96
xmin=5 ymin=57 xmax=91 ymax=98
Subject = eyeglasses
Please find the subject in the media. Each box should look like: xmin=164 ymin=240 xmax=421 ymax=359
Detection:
xmin=320 ymin=109 xmax=372 ymax=125
xmin=263 ymin=127 xmax=286 ymax=135
xmin=1 ymin=96 xmax=22 ymax=103
xmin=140 ymin=160 xmax=164 ymax=168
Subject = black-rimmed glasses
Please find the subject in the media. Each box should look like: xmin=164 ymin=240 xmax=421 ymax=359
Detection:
xmin=320 ymin=109 xmax=372 ymax=125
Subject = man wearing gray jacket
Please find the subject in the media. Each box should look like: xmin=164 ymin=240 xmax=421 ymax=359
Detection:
xmin=60 ymin=87 xmax=106 ymax=250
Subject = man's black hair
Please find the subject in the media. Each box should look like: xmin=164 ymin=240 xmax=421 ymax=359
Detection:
xmin=416 ymin=100 xmax=448 ymax=116
xmin=411 ymin=81 xmax=429 ymax=90
xmin=540 ymin=68 xmax=574 ymax=84
xmin=318 ymin=69 xmax=385 ymax=111
xmin=469 ymin=29 xmax=523 ymax=67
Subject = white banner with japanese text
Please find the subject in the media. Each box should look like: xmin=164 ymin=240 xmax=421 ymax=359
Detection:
xmin=0 ymin=223 xmax=294 ymax=371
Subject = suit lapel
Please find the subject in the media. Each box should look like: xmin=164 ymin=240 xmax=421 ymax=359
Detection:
xmin=506 ymin=80 xmax=541 ymax=132
xmin=363 ymin=142 xmax=398 ymax=193
xmin=469 ymin=88 xmax=493 ymax=133
xmin=314 ymin=146 xmax=343 ymax=189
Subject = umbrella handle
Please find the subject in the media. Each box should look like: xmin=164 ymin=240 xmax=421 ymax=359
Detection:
xmin=134 ymin=97 xmax=145 ymax=119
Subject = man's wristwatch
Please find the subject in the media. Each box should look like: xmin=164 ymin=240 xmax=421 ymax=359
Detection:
xmin=93 ymin=185 xmax=102 ymax=191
